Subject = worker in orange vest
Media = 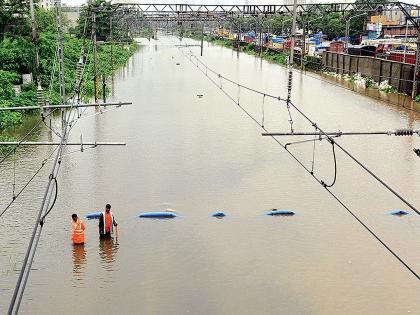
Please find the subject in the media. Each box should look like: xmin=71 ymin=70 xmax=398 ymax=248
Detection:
xmin=71 ymin=213 xmax=85 ymax=245
xmin=98 ymin=204 xmax=118 ymax=239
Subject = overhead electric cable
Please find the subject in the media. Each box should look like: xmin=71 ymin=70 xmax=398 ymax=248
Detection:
xmin=181 ymin=45 xmax=419 ymax=216
xmin=8 ymin=6 xmax=130 ymax=312
xmin=0 ymin=109 xmax=59 ymax=171
xmin=0 ymin=144 xmax=60 ymax=219
xmin=179 ymin=46 xmax=420 ymax=280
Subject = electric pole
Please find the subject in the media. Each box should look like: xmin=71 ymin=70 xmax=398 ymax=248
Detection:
xmin=92 ymin=10 xmax=98 ymax=103
xmin=301 ymin=14 xmax=306 ymax=70
xmin=29 ymin=0 xmax=40 ymax=86
xmin=200 ymin=21 xmax=204 ymax=56
xmin=55 ymin=0 xmax=66 ymax=127
xmin=259 ymin=17 xmax=263 ymax=57
xmin=286 ymin=0 xmax=298 ymax=134
xmin=411 ymin=31 xmax=420 ymax=101
xmin=110 ymin=15 xmax=114 ymax=73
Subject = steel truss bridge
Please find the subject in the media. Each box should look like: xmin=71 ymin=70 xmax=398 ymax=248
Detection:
xmin=110 ymin=1 xmax=420 ymax=27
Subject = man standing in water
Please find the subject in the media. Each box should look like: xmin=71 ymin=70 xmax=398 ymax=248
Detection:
xmin=71 ymin=214 xmax=85 ymax=245
xmin=99 ymin=204 xmax=118 ymax=238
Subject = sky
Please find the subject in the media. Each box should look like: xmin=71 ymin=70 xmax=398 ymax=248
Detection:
xmin=63 ymin=0 xmax=420 ymax=5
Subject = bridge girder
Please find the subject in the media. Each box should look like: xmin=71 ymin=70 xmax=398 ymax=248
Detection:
xmin=110 ymin=2 xmax=420 ymax=15
xmin=110 ymin=1 xmax=420 ymax=28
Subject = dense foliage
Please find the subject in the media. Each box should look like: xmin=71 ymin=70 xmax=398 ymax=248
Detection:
xmin=73 ymin=0 xmax=113 ymax=40
xmin=0 ymin=1 xmax=137 ymax=133
xmin=221 ymin=0 xmax=389 ymax=40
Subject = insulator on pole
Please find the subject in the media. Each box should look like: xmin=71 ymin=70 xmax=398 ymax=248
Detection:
xmin=36 ymin=83 xmax=45 ymax=108
xmin=395 ymin=129 xmax=414 ymax=136
xmin=76 ymin=57 xmax=83 ymax=85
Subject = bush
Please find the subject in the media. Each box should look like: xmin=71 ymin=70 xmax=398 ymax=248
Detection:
xmin=0 ymin=134 xmax=16 ymax=156
xmin=0 ymin=70 xmax=19 ymax=100
xmin=364 ymin=75 xmax=376 ymax=88
xmin=0 ymin=100 xmax=23 ymax=130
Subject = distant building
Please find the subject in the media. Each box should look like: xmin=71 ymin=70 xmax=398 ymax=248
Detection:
xmin=284 ymin=0 xmax=306 ymax=4
xmin=385 ymin=10 xmax=406 ymax=26
xmin=283 ymin=0 xmax=320 ymax=5
xmin=39 ymin=0 xmax=54 ymax=9
xmin=382 ymin=25 xmax=418 ymax=38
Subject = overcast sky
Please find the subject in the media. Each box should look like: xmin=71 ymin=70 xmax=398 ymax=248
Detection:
xmin=63 ymin=0 xmax=420 ymax=5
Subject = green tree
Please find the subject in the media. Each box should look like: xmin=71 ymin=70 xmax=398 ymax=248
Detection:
xmin=74 ymin=0 xmax=113 ymax=40
xmin=0 ymin=0 xmax=31 ymax=38
xmin=308 ymin=13 xmax=346 ymax=39
xmin=0 ymin=70 xmax=18 ymax=100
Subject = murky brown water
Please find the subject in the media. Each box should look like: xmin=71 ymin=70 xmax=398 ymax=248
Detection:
xmin=1 ymin=36 xmax=420 ymax=314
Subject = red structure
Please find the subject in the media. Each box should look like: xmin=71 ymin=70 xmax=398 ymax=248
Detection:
xmin=382 ymin=25 xmax=418 ymax=37
xmin=328 ymin=41 xmax=345 ymax=53
xmin=389 ymin=50 xmax=416 ymax=64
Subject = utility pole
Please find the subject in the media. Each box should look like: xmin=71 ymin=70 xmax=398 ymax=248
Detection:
xmin=200 ymin=21 xmax=204 ymax=56
xmin=286 ymin=0 xmax=298 ymax=133
xmin=345 ymin=19 xmax=350 ymax=53
xmin=411 ymin=31 xmax=420 ymax=101
xmin=110 ymin=15 xmax=114 ymax=73
xmin=30 ymin=0 xmax=48 ymax=126
xmin=403 ymin=19 xmax=409 ymax=64
xmin=239 ymin=18 xmax=242 ymax=42
xmin=29 ymin=0 xmax=40 ymax=86
xmin=238 ymin=18 xmax=242 ymax=53
xmin=301 ymin=14 xmax=306 ymax=70
xmin=259 ymin=17 xmax=263 ymax=57
xmin=102 ymin=75 xmax=106 ymax=103
xmin=92 ymin=10 xmax=98 ymax=103
xmin=55 ymin=0 xmax=66 ymax=127
xmin=345 ymin=13 xmax=367 ymax=53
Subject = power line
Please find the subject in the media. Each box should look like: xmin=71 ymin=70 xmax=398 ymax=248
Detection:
xmin=180 ymin=46 xmax=420 ymax=280
xmin=0 ymin=145 xmax=60 ymax=219
xmin=263 ymin=130 xmax=420 ymax=136
xmin=0 ymin=109 xmax=59 ymax=172
xmin=7 ymin=5 xmax=131 ymax=312
xmin=182 ymin=44 xmax=419 ymax=215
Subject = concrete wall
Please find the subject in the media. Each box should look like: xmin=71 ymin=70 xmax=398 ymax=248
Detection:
xmin=323 ymin=51 xmax=418 ymax=95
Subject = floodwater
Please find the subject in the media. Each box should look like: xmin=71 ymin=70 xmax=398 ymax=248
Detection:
xmin=1 ymin=36 xmax=420 ymax=314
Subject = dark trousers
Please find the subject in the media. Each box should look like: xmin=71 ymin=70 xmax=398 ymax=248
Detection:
xmin=99 ymin=232 xmax=111 ymax=239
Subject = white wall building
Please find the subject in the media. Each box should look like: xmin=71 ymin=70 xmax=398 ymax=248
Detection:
xmin=39 ymin=0 xmax=54 ymax=9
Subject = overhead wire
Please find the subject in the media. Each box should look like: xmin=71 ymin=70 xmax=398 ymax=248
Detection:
xmin=8 ymin=14 xmax=99 ymax=314
xmin=181 ymin=43 xmax=419 ymax=215
xmin=310 ymin=128 xmax=318 ymax=174
xmin=179 ymin=45 xmax=420 ymax=280
xmin=321 ymin=140 xmax=337 ymax=188
xmin=0 ymin=19 xmax=93 ymax=227
xmin=214 ymin=40 xmax=417 ymax=112
xmin=0 ymin=108 xmax=59 ymax=171
xmin=0 ymin=144 xmax=60 ymax=219
xmin=8 ymin=11 xmax=130 ymax=312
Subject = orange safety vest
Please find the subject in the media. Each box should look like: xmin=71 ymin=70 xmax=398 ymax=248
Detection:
xmin=72 ymin=218 xmax=85 ymax=244
xmin=101 ymin=211 xmax=114 ymax=235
